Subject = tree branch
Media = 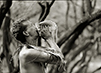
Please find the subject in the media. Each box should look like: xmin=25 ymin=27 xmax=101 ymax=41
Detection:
xmin=57 ymin=10 xmax=101 ymax=47
xmin=3 ymin=10 xmax=14 ymax=73
xmin=66 ymin=40 xmax=93 ymax=63
xmin=38 ymin=1 xmax=55 ymax=46
xmin=62 ymin=32 xmax=78 ymax=56
xmin=49 ymin=0 xmax=55 ymax=7
xmin=92 ymin=66 xmax=101 ymax=73
xmin=38 ymin=0 xmax=55 ymax=22
xmin=69 ymin=59 xmax=82 ymax=73
xmin=0 ymin=0 xmax=12 ymax=28
xmin=65 ymin=1 xmax=70 ymax=29
xmin=71 ymin=0 xmax=77 ymax=24
xmin=92 ymin=0 xmax=96 ymax=11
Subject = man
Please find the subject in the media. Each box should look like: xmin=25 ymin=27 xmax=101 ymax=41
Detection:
xmin=11 ymin=19 xmax=65 ymax=73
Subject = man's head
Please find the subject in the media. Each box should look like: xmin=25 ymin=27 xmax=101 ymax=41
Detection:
xmin=11 ymin=19 xmax=57 ymax=45
xmin=11 ymin=19 xmax=39 ymax=45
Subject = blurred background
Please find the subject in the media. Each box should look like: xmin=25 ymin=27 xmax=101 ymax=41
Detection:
xmin=0 ymin=0 xmax=101 ymax=73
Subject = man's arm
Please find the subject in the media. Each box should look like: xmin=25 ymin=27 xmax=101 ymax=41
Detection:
xmin=38 ymin=20 xmax=64 ymax=60
xmin=46 ymin=37 xmax=64 ymax=58
xmin=19 ymin=46 xmax=61 ymax=64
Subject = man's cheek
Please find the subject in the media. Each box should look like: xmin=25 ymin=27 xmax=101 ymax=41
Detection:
xmin=32 ymin=32 xmax=38 ymax=38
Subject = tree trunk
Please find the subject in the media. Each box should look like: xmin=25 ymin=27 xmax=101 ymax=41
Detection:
xmin=0 ymin=0 xmax=12 ymax=28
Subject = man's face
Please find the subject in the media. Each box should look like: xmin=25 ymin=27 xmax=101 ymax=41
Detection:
xmin=25 ymin=24 xmax=39 ymax=45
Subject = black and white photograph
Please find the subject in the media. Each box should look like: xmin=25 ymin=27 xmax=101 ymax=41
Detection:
xmin=0 ymin=0 xmax=101 ymax=73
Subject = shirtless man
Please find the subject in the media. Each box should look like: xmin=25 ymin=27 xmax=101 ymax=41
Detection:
xmin=11 ymin=19 xmax=65 ymax=73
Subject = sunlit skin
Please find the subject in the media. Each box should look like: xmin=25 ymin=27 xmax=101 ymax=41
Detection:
xmin=18 ymin=21 xmax=64 ymax=73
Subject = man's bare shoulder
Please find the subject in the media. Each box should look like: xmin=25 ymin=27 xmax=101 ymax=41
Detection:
xmin=18 ymin=45 xmax=51 ymax=63
xmin=19 ymin=45 xmax=38 ymax=59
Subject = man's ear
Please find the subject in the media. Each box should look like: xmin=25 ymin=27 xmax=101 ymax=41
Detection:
xmin=23 ymin=31 xmax=29 ymax=37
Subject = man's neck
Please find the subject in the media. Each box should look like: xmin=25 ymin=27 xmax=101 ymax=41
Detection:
xmin=24 ymin=42 xmax=38 ymax=48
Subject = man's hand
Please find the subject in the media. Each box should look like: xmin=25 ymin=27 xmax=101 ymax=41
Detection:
xmin=58 ymin=60 xmax=66 ymax=72
xmin=40 ymin=24 xmax=52 ymax=40
xmin=36 ymin=20 xmax=57 ymax=41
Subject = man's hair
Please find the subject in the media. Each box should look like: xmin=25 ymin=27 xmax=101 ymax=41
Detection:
xmin=11 ymin=19 xmax=27 ymax=43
